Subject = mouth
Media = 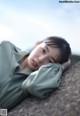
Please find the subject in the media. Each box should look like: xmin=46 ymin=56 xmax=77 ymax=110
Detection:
xmin=31 ymin=59 xmax=38 ymax=67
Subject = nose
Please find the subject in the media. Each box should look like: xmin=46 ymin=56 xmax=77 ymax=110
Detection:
xmin=38 ymin=55 xmax=48 ymax=64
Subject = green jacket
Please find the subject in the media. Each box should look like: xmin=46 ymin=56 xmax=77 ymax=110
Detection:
xmin=0 ymin=41 xmax=62 ymax=111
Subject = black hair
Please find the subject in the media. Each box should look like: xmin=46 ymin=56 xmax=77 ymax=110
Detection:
xmin=43 ymin=36 xmax=71 ymax=64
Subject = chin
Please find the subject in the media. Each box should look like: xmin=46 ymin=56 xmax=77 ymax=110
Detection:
xmin=31 ymin=67 xmax=38 ymax=71
xmin=28 ymin=64 xmax=36 ymax=71
xmin=31 ymin=66 xmax=39 ymax=71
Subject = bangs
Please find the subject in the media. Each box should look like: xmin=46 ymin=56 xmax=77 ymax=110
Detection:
xmin=44 ymin=40 xmax=60 ymax=48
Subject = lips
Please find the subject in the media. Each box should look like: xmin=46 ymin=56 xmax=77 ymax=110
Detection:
xmin=31 ymin=59 xmax=38 ymax=67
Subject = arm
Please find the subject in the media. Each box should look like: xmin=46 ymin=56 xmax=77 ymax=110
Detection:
xmin=21 ymin=63 xmax=62 ymax=98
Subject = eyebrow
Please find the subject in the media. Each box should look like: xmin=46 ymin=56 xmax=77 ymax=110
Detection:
xmin=45 ymin=45 xmax=57 ymax=63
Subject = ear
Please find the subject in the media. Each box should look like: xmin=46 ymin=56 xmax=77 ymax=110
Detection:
xmin=35 ymin=40 xmax=43 ymax=47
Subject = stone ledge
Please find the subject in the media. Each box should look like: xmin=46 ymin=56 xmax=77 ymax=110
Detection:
xmin=8 ymin=61 xmax=80 ymax=116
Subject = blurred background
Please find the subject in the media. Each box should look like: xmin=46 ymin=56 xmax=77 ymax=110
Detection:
xmin=0 ymin=0 xmax=80 ymax=59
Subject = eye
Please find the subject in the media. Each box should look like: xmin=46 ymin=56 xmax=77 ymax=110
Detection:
xmin=42 ymin=48 xmax=46 ymax=54
xmin=48 ymin=59 xmax=52 ymax=63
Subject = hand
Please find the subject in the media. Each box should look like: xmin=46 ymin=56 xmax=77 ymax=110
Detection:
xmin=62 ymin=59 xmax=71 ymax=72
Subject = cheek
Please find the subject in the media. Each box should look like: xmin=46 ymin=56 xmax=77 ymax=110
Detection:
xmin=29 ymin=48 xmax=39 ymax=58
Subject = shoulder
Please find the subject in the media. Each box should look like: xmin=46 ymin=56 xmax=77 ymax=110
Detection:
xmin=0 ymin=40 xmax=15 ymax=47
xmin=0 ymin=40 xmax=20 ymax=50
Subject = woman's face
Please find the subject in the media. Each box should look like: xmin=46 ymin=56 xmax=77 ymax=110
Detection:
xmin=27 ymin=42 xmax=61 ymax=70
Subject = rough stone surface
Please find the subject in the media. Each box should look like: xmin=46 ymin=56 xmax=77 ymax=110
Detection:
xmin=8 ymin=61 xmax=80 ymax=116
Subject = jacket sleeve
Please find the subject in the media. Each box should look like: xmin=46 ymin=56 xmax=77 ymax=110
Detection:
xmin=21 ymin=63 xmax=63 ymax=98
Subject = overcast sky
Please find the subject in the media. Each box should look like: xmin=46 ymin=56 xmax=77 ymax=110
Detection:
xmin=0 ymin=0 xmax=80 ymax=55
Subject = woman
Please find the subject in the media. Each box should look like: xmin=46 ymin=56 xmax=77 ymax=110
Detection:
xmin=0 ymin=36 xmax=71 ymax=111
